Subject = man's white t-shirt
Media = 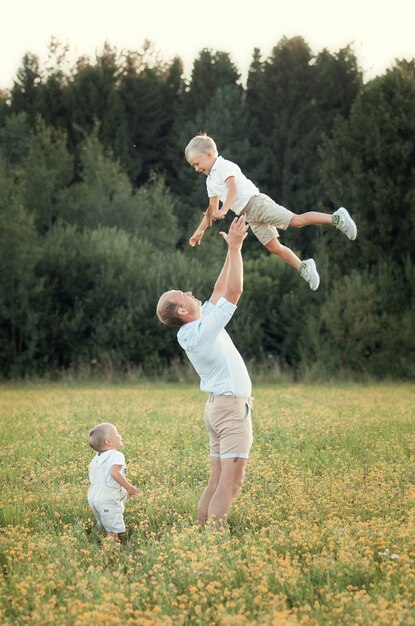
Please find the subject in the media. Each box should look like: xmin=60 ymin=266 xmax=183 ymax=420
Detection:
xmin=88 ymin=449 xmax=127 ymax=503
xmin=206 ymin=156 xmax=259 ymax=215
xmin=177 ymin=297 xmax=251 ymax=396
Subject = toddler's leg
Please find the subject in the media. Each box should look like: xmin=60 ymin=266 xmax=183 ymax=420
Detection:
xmin=265 ymin=238 xmax=320 ymax=290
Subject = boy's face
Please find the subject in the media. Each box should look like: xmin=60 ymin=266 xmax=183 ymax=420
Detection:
xmin=187 ymin=151 xmax=216 ymax=176
xmin=105 ymin=425 xmax=124 ymax=450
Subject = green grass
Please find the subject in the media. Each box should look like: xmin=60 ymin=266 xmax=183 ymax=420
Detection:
xmin=1 ymin=383 xmax=415 ymax=625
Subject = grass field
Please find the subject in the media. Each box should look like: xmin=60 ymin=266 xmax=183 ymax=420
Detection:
xmin=1 ymin=383 xmax=415 ymax=625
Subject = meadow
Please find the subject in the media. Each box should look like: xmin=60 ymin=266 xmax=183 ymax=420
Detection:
xmin=0 ymin=383 xmax=415 ymax=625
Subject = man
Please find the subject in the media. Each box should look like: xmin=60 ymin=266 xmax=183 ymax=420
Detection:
xmin=156 ymin=215 xmax=253 ymax=527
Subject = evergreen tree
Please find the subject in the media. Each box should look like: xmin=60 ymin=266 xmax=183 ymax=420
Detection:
xmin=35 ymin=37 xmax=70 ymax=129
xmin=10 ymin=53 xmax=42 ymax=125
xmin=64 ymin=43 xmax=130 ymax=167
xmin=119 ymin=44 xmax=171 ymax=185
xmin=0 ymin=90 xmax=9 ymax=128
xmin=320 ymin=61 xmax=415 ymax=269
xmin=185 ymin=49 xmax=241 ymax=117
xmin=0 ymin=158 xmax=40 ymax=376
xmin=0 ymin=113 xmax=31 ymax=164
xmin=55 ymin=129 xmax=136 ymax=229
xmin=20 ymin=121 xmax=74 ymax=232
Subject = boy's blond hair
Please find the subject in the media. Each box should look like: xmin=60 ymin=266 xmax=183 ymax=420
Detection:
xmin=185 ymin=134 xmax=218 ymax=160
xmin=88 ymin=422 xmax=114 ymax=452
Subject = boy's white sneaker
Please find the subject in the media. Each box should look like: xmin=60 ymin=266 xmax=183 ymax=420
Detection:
xmin=299 ymin=258 xmax=320 ymax=291
xmin=332 ymin=207 xmax=357 ymax=240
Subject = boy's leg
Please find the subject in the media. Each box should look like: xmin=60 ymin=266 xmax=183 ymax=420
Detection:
xmin=265 ymin=238 xmax=302 ymax=269
xmin=290 ymin=208 xmax=357 ymax=240
xmin=290 ymin=212 xmax=332 ymax=227
xmin=197 ymin=457 xmax=222 ymax=525
xmin=266 ymin=238 xmax=320 ymax=290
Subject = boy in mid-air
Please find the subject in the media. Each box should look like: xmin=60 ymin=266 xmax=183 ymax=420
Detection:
xmin=87 ymin=423 xmax=140 ymax=539
xmin=185 ymin=133 xmax=357 ymax=290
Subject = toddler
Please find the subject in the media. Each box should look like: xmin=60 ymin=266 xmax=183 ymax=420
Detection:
xmin=87 ymin=422 xmax=140 ymax=538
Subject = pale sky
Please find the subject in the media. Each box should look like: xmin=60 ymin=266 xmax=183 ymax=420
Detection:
xmin=2 ymin=0 xmax=415 ymax=90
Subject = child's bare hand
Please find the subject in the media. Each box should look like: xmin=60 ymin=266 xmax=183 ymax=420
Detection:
xmin=127 ymin=486 xmax=142 ymax=497
xmin=213 ymin=209 xmax=226 ymax=221
xmin=189 ymin=229 xmax=205 ymax=247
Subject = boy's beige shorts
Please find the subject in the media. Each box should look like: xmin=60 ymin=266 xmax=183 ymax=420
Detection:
xmin=204 ymin=394 xmax=254 ymax=459
xmin=241 ymin=193 xmax=294 ymax=245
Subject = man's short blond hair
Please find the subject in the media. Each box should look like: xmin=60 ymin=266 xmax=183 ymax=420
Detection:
xmin=88 ymin=422 xmax=114 ymax=451
xmin=185 ymin=133 xmax=218 ymax=161
xmin=156 ymin=292 xmax=184 ymax=327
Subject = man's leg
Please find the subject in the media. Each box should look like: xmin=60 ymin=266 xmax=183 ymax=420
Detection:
xmin=207 ymin=457 xmax=248 ymax=527
xmin=197 ymin=457 xmax=222 ymax=526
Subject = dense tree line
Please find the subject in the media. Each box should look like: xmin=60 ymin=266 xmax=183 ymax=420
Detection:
xmin=0 ymin=37 xmax=414 ymax=379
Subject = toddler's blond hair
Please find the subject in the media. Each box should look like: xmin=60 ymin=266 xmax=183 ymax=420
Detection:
xmin=88 ymin=422 xmax=115 ymax=452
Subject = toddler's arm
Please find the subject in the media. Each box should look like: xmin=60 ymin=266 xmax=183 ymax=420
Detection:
xmin=111 ymin=464 xmax=141 ymax=497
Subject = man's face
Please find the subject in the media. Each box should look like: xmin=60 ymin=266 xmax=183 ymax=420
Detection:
xmin=187 ymin=151 xmax=216 ymax=176
xmin=173 ymin=290 xmax=202 ymax=320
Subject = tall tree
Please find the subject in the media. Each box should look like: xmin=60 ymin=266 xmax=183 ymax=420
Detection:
xmin=0 ymin=113 xmax=31 ymax=164
xmin=35 ymin=37 xmax=70 ymax=129
xmin=119 ymin=42 xmax=174 ymax=185
xmin=320 ymin=61 xmax=415 ymax=269
xmin=185 ymin=49 xmax=241 ymax=117
xmin=0 ymin=158 xmax=40 ymax=375
xmin=0 ymin=90 xmax=9 ymax=128
xmin=246 ymin=37 xmax=362 ymax=258
xmin=10 ymin=53 xmax=42 ymax=125
xmin=20 ymin=121 xmax=74 ymax=232
xmin=64 ymin=43 xmax=129 ymax=167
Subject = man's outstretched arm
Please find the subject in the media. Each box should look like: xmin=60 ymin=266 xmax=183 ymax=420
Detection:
xmin=210 ymin=252 xmax=230 ymax=305
xmin=210 ymin=216 xmax=248 ymax=305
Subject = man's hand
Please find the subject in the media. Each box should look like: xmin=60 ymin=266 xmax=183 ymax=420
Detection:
xmin=127 ymin=485 xmax=142 ymax=497
xmin=189 ymin=228 xmax=205 ymax=247
xmin=220 ymin=215 xmax=248 ymax=248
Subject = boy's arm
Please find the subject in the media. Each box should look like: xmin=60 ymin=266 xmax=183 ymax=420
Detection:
xmin=213 ymin=176 xmax=237 ymax=220
xmin=189 ymin=196 xmax=219 ymax=247
xmin=110 ymin=464 xmax=141 ymax=497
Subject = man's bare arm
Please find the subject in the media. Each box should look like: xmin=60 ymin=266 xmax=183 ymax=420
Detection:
xmin=210 ymin=252 xmax=230 ymax=305
xmin=210 ymin=216 xmax=248 ymax=305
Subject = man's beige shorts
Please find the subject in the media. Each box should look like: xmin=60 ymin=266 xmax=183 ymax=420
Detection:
xmin=204 ymin=394 xmax=254 ymax=459
xmin=241 ymin=193 xmax=294 ymax=245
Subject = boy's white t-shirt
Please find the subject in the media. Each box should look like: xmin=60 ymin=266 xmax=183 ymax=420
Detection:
xmin=88 ymin=449 xmax=127 ymax=503
xmin=206 ymin=156 xmax=259 ymax=214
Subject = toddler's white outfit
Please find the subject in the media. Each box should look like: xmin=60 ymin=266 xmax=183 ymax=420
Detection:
xmin=88 ymin=449 xmax=127 ymax=533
